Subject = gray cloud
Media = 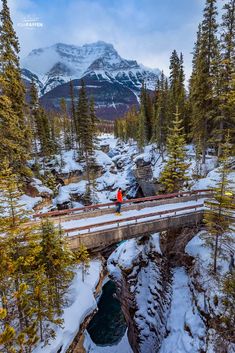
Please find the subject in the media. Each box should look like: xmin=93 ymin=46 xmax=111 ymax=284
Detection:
xmin=6 ymin=0 xmax=224 ymax=80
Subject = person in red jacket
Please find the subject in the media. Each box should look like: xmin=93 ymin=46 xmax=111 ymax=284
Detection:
xmin=116 ymin=187 xmax=123 ymax=215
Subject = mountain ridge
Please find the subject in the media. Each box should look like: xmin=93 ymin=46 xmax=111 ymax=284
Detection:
xmin=22 ymin=41 xmax=161 ymax=119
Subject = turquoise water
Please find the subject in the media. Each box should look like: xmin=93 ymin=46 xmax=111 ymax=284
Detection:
xmin=87 ymin=280 xmax=127 ymax=346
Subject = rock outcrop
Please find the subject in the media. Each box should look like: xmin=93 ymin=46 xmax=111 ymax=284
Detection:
xmin=133 ymin=156 xmax=159 ymax=196
xmin=108 ymin=235 xmax=172 ymax=353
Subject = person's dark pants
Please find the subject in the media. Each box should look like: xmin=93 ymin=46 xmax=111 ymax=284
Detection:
xmin=116 ymin=202 xmax=122 ymax=213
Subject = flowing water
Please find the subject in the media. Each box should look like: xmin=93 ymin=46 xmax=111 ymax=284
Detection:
xmin=87 ymin=280 xmax=127 ymax=346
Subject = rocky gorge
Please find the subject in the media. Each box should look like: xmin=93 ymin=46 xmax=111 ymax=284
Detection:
xmin=22 ymin=135 xmax=234 ymax=353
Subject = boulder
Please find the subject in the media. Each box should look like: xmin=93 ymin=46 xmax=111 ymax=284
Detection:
xmin=100 ymin=144 xmax=110 ymax=154
xmin=133 ymin=157 xmax=157 ymax=196
xmin=26 ymin=178 xmax=53 ymax=199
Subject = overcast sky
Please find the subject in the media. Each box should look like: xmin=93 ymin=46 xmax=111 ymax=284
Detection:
xmin=7 ymin=0 xmax=223 ymax=80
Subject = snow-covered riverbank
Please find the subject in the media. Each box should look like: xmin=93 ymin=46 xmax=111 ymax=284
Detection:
xmin=33 ymin=260 xmax=102 ymax=353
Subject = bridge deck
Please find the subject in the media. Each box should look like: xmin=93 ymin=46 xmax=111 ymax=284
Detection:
xmin=33 ymin=190 xmax=220 ymax=251
xmin=62 ymin=199 xmax=205 ymax=236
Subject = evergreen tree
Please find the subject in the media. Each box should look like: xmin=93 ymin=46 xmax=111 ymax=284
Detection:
xmin=190 ymin=0 xmax=219 ymax=164
xmin=39 ymin=220 xmax=75 ymax=314
xmin=0 ymin=161 xmax=76 ymax=350
xmin=204 ymin=134 xmax=235 ymax=273
xmin=152 ymin=72 xmax=169 ymax=155
xmin=0 ymin=0 xmax=30 ymax=175
xmin=30 ymin=266 xmax=62 ymax=344
xmin=29 ymin=82 xmax=54 ymax=157
xmin=137 ymin=102 xmax=147 ymax=151
xmin=137 ymin=83 xmax=153 ymax=143
xmin=69 ymin=80 xmax=77 ymax=147
xmin=76 ymin=244 xmax=90 ymax=282
xmin=217 ymin=0 xmax=235 ymax=153
xmin=0 ymin=96 xmax=31 ymax=177
xmin=77 ymin=81 xmax=97 ymax=184
xmin=37 ymin=108 xmax=54 ymax=156
xmin=60 ymin=98 xmax=72 ymax=150
xmin=159 ymin=107 xmax=190 ymax=193
xmin=168 ymin=50 xmax=186 ymax=131
xmin=221 ymin=272 xmax=235 ymax=341
xmin=89 ymin=96 xmax=98 ymax=148
xmin=125 ymin=107 xmax=139 ymax=142
xmin=169 ymin=50 xmax=180 ymax=109
xmin=29 ymin=80 xmax=39 ymax=158
xmin=0 ymin=159 xmax=41 ymax=352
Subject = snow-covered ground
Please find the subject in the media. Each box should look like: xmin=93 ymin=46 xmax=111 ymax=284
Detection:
xmin=159 ymin=268 xmax=205 ymax=353
xmin=84 ymin=331 xmax=133 ymax=353
xmin=33 ymin=260 xmax=102 ymax=353
xmin=61 ymin=199 xmax=206 ymax=235
xmin=24 ymin=134 xmax=235 ymax=215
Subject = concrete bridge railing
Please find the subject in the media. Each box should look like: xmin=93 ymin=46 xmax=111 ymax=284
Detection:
xmin=67 ymin=210 xmax=205 ymax=252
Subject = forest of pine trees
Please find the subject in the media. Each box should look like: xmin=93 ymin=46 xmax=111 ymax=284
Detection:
xmin=0 ymin=1 xmax=92 ymax=350
xmin=0 ymin=160 xmax=76 ymax=350
xmin=115 ymin=0 xmax=235 ymax=162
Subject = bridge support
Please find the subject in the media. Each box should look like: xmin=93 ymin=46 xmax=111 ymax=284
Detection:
xmin=68 ymin=211 xmax=204 ymax=252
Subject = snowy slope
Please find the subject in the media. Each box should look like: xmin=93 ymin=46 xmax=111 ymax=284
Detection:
xmin=159 ymin=268 xmax=205 ymax=353
xmin=33 ymin=260 xmax=102 ymax=353
xmin=84 ymin=331 xmax=133 ymax=353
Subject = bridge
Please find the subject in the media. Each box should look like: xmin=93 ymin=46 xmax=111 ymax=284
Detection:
xmin=34 ymin=190 xmax=214 ymax=251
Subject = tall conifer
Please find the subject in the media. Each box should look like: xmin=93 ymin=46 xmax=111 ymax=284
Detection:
xmin=204 ymin=134 xmax=235 ymax=273
xmin=190 ymin=0 xmax=219 ymax=164
xmin=159 ymin=107 xmax=190 ymax=193
xmin=0 ymin=0 xmax=31 ymax=175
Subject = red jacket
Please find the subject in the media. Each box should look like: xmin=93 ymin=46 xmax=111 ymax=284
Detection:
xmin=117 ymin=190 xmax=123 ymax=202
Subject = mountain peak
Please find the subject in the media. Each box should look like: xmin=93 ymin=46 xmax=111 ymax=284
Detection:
xmin=22 ymin=41 xmax=160 ymax=98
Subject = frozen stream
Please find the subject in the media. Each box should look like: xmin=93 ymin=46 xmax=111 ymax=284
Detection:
xmin=160 ymin=267 xmax=205 ymax=353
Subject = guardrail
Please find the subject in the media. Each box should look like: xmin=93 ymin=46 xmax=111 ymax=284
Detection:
xmin=64 ymin=203 xmax=204 ymax=235
xmin=33 ymin=189 xmax=213 ymax=219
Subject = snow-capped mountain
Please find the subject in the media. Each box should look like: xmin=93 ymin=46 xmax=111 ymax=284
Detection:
xmin=22 ymin=41 xmax=161 ymax=119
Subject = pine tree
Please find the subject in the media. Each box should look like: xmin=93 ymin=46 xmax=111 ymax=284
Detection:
xmin=169 ymin=50 xmax=180 ymax=110
xmin=60 ymin=98 xmax=72 ymax=150
xmin=190 ymin=0 xmax=220 ymax=164
xmin=152 ymin=72 xmax=169 ymax=156
xmin=29 ymin=80 xmax=40 ymax=158
xmin=0 ymin=0 xmax=31 ymax=175
xmin=39 ymin=220 xmax=75 ymax=314
xmin=0 ymin=96 xmax=31 ymax=177
xmin=30 ymin=266 xmax=63 ymax=344
xmin=0 ymin=160 xmax=75 ymax=350
xmin=204 ymin=134 xmax=235 ymax=273
xmin=137 ymin=102 xmax=146 ymax=151
xmin=168 ymin=50 xmax=186 ymax=132
xmin=75 ymin=244 xmax=90 ymax=282
xmin=89 ymin=96 xmax=98 ymax=149
xmin=217 ymin=0 xmax=235 ymax=153
xmin=126 ymin=106 xmax=139 ymax=142
xmin=178 ymin=53 xmax=188 ymax=133
xmin=69 ymin=80 xmax=77 ymax=147
xmin=221 ymin=272 xmax=235 ymax=340
xmin=29 ymin=82 xmax=54 ymax=157
xmin=77 ymin=81 xmax=97 ymax=185
xmin=0 ymin=159 xmax=41 ymax=352
xmin=159 ymin=107 xmax=190 ymax=193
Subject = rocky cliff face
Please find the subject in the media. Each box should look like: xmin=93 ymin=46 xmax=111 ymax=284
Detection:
xmin=107 ymin=235 xmax=172 ymax=353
